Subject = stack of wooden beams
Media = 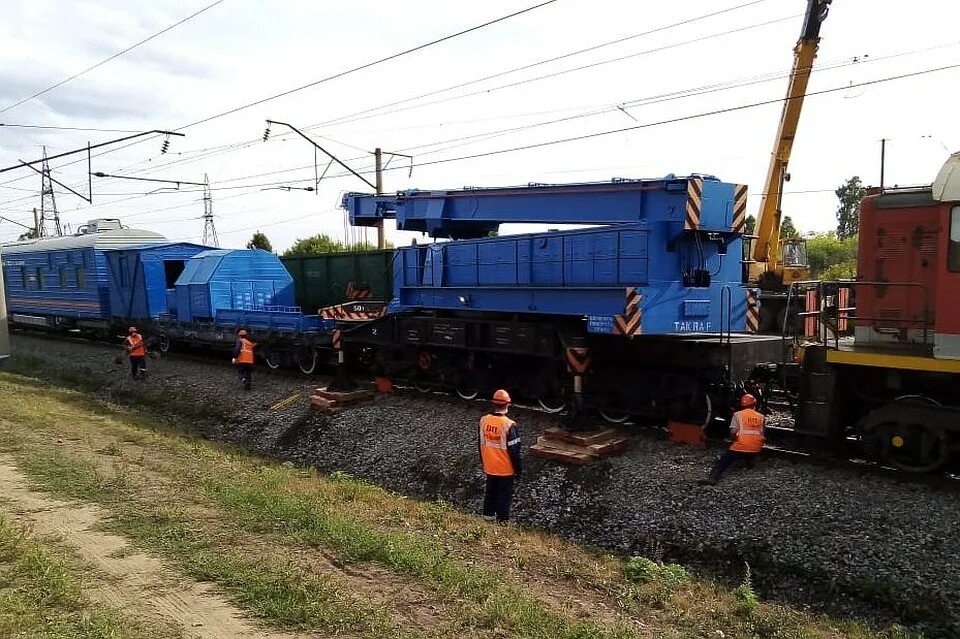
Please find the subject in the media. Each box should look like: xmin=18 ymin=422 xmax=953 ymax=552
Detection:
xmin=310 ymin=386 xmax=376 ymax=413
xmin=530 ymin=427 xmax=629 ymax=465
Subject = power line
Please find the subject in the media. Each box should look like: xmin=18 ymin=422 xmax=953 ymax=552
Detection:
xmin=0 ymin=0 xmax=560 ymax=196
xmin=397 ymin=62 xmax=960 ymax=172
xmin=0 ymin=0 xmax=224 ymax=115
xmin=0 ymin=123 xmax=145 ymax=133
xmin=19 ymin=10 xmax=792 ymax=200
xmin=178 ymin=0 xmax=562 ymax=131
xmin=310 ymin=13 xmax=800 ymax=131
xmin=309 ymin=0 xmax=773 ymax=129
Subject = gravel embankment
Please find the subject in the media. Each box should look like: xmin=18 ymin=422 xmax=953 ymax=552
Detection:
xmin=8 ymin=333 xmax=959 ymax=637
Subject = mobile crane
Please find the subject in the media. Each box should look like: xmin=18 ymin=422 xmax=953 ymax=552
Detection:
xmin=747 ymin=0 xmax=831 ymax=331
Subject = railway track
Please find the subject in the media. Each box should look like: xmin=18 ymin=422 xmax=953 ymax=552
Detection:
xmin=12 ymin=328 xmax=960 ymax=490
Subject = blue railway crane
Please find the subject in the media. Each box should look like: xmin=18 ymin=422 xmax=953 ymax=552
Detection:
xmin=341 ymin=175 xmax=778 ymax=426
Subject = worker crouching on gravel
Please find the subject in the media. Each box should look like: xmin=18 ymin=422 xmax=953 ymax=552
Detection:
xmin=232 ymin=329 xmax=256 ymax=391
xmin=124 ymin=326 xmax=147 ymax=380
xmin=699 ymin=393 xmax=766 ymax=485
xmin=479 ymin=389 xmax=522 ymax=523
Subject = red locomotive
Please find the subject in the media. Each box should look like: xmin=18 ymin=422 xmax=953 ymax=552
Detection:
xmin=792 ymin=152 xmax=960 ymax=472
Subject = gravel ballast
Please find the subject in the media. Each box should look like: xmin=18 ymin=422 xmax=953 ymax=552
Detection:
xmin=9 ymin=333 xmax=959 ymax=636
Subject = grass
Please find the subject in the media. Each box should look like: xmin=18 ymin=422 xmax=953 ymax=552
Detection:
xmin=0 ymin=428 xmax=400 ymax=637
xmin=0 ymin=512 xmax=175 ymax=639
xmin=0 ymin=369 xmax=929 ymax=639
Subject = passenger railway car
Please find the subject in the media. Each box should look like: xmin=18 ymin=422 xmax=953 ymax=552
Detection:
xmin=1 ymin=219 xmax=164 ymax=333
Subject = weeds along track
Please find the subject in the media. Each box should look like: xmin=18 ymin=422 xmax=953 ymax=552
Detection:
xmin=7 ymin=333 xmax=960 ymax=637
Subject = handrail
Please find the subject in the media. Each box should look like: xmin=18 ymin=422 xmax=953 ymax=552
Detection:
xmin=783 ymin=279 xmax=932 ymax=352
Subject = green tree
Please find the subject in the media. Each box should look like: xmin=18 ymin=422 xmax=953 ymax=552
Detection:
xmin=835 ymin=176 xmax=867 ymax=239
xmin=806 ymin=232 xmax=858 ymax=278
xmin=780 ymin=215 xmax=799 ymax=239
xmin=280 ymin=233 xmax=392 ymax=258
xmin=245 ymin=231 xmax=273 ymax=252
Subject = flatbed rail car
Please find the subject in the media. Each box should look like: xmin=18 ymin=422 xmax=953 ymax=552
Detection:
xmin=773 ymin=153 xmax=960 ymax=472
xmin=342 ymin=175 xmax=784 ymax=425
xmin=109 ymin=245 xmax=336 ymax=373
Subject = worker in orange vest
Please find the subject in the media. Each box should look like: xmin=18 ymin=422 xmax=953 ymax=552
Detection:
xmin=699 ymin=393 xmax=766 ymax=485
xmin=232 ymin=329 xmax=256 ymax=390
xmin=123 ymin=326 xmax=148 ymax=380
xmin=479 ymin=389 xmax=522 ymax=523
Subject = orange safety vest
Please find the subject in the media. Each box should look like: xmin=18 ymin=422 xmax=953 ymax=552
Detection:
xmin=729 ymin=408 xmax=765 ymax=453
xmin=236 ymin=338 xmax=256 ymax=365
xmin=125 ymin=334 xmax=146 ymax=358
xmin=479 ymin=413 xmax=517 ymax=476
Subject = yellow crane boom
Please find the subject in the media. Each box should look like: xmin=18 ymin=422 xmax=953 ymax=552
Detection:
xmin=752 ymin=0 xmax=831 ymax=271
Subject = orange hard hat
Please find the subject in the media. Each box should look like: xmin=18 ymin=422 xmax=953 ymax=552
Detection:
xmin=492 ymin=389 xmax=511 ymax=405
xmin=128 ymin=326 xmax=137 ymax=334
xmin=238 ymin=329 xmax=247 ymax=337
xmin=740 ymin=393 xmax=757 ymax=408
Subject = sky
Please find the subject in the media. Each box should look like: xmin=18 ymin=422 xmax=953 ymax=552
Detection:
xmin=0 ymin=0 xmax=958 ymax=250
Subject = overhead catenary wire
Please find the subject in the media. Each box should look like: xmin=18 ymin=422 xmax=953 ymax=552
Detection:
xmin=4 ymin=54 xmax=950 ymax=232
xmin=0 ymin=0 xmax=225 ymax=115
xmin=176 ymin=0 xmax=562 ymax=131
xmin=0 ymin=0 xmax=563 ymax=196
xmin=308 ymin=0 xmax=774 ymax=129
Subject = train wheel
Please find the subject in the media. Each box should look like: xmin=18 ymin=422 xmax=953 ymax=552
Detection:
xmin=598 ymin=409 xmax=630 ymax=424
xmin=263 ymin=351 xmax=282 ymax=370
xmin=158 ymin=334 xmax=170 ymax=354
xmin=456 ymin=387 xmax=479 ymax=401
xmin=297 ymin=348 xmax=318 ymax=375
xmin=537 ymin=397 xmax=567 ymax=414
xmin=864 ymin=396 xmax=949 ymax=473
xmin=870 ymin=422 xmax=949 ymax=473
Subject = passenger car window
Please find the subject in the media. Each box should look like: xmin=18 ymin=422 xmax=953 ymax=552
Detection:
xmin=76 ymin=267 xmax=85 ymax=289
xmin=950 ymin=206 xmax=960 ymax=272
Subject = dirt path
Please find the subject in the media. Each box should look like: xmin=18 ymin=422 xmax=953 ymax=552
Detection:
xmin=0 ymin=460 xmax=305 ymax=639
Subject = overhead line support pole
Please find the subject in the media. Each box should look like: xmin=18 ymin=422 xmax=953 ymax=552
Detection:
xmin=374 ymin=147 xmax=384 ymax=249
xmin=265 ymin=120 xmax=375 ymax=190
xmin=0 ymin=241 xmax=8 ymax=366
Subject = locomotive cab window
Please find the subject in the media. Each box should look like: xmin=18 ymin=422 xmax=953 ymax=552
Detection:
xmin=950 ymin=206 xmax=960 ymax=272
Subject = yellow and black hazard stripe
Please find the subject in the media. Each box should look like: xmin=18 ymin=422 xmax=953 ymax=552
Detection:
xmin=319 ymin=302 xmax=384 ymax=321
xmin=745 ymin=289 xmax=760 ymax=333
xmin=345 ymin=281 xmax=373 ymax=301
xmin=613 ymin=287 xmax=642 ymax=337
xmin=331 ymin=329 xmax=343 ymax=351
xmin=685 ymin=177 xmax=703 ymax=230
xmin=731 ymin=184 xmax=748 ymax=233
xmin=565 ymin=347 xmax=591 ymax=374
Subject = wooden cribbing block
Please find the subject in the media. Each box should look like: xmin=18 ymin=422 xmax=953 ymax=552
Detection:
xmin=541 ymin=427 xmax=620 ymax=446
xmin=536 ymin=435 xmax=600 ymax=458
xmin=314 ymin=387 xmax=375 ymax=403
xmin=530 ymin=443 xmax=592 ymax=465
xmin=587 ymin=437 xmax=630 ymax=456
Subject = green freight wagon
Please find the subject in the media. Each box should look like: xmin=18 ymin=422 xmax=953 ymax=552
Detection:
xmin=281 ymin=250 xmax=393 ymax=314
